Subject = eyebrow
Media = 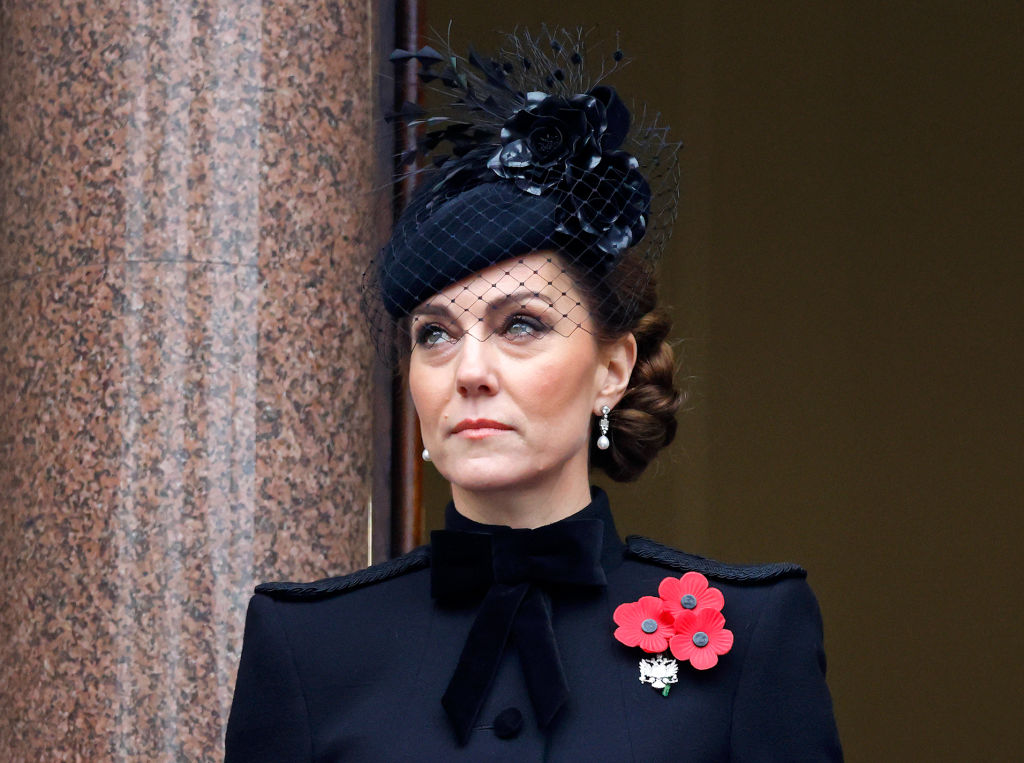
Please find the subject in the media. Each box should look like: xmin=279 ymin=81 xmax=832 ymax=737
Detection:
xmin=409 ymin=303 xmax=453 ymax=321
xmin=485 ymin=289 xmax=558 ymax=313
xmin=409 ymin=289 xmax=559 ymax=322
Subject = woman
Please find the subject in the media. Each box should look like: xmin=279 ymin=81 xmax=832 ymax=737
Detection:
xmin=226 ymin=29 xmax=841 ymax=761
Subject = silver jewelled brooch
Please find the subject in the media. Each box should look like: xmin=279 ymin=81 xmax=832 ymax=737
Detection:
xmin=638 ymin=654 xmax=679 ymax=696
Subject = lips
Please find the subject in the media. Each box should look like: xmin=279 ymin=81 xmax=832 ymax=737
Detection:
xmin=451 ymin=418 xmax=513 ymax=436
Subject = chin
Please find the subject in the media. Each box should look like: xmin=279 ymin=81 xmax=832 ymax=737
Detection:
xmin=444 ymin=465 xmax=531 ymax=494
xmin=438 ymin=453 xmax=540 ymax=494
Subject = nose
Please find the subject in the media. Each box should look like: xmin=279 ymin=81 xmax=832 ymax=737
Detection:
xmin=455 ymin=335 xmax=499 ymax=397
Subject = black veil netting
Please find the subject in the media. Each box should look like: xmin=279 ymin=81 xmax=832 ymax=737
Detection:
xmin=362 ymin=26 xmax=681 ymax=367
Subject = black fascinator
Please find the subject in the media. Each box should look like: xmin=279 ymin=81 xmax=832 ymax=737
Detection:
xmin=365 ymin=26 xmax=681 ymax=363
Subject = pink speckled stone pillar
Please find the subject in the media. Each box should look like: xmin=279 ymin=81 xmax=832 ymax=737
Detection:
xmin=0 ymin=0 xmax=389 ymax=759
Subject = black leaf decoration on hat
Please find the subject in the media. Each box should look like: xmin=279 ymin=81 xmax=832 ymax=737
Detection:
xmin=468 ymin=46 xmax=513 ymax=90
xmin=384 ymin=101 xmax=427 ymax=123
xmin=415 ymin=46 xmax=443 ymax=65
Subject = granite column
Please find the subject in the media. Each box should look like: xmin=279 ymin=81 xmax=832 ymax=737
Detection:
xmin=0 ymin=0 xmax=389 ymax=758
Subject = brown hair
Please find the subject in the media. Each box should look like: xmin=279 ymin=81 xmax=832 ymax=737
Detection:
xmin=572 ymin=256 xmax=684 ymax=482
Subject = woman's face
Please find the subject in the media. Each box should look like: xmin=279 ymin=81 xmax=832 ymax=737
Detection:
xmin=408 ymin=253 xmax=630 ymax=500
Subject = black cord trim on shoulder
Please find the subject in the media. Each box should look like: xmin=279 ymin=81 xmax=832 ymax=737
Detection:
xmin=255 ymin=545 xmax=432 ymax=601
xmin=625 ymin=536 xmax=806 ymax=583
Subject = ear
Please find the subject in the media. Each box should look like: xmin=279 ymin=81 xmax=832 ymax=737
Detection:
xmin=594 ymin=332 xmax=637 ymax=413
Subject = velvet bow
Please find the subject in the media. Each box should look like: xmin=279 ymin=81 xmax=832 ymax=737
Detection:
xmin=431 ymin=518 xmax=607 ymax=744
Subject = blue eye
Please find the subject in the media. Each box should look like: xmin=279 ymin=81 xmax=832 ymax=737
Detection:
xmin=503 ymin=314 xmax=547 ymax=338
xmin=414 ymin=323 xmax=455 ymax=347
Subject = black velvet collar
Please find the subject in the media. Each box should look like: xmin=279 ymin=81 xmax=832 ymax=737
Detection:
xmin=432 ymin=486 xmax=623 ymax=744
xmin=441 ymin=486 xmax=625 ymax=574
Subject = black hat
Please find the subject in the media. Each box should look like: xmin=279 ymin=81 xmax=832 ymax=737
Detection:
xmin=365 ymin=27 xmax=679 ymax=360
xmin=380 ymin=180 xmax=561 ymax=317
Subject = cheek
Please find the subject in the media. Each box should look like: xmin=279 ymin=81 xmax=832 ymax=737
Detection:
xmin=519 ymin=348 xmax=601 ymax=415
xmin=408 ymin=362 xmax=444 ymax=426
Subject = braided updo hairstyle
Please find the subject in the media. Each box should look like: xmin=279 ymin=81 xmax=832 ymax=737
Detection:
xmin=570 ymin=257 xmax=684 ymax=482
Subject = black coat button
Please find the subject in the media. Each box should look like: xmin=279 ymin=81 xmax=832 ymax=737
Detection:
xmin=493 ymin=707 xmax=523 ymax=739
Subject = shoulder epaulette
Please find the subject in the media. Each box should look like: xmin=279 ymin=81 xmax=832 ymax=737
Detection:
xmin=625 ymin=536 xmax=806 ymax=583
xmin=255 ymin=545 xmax=431 ymax=601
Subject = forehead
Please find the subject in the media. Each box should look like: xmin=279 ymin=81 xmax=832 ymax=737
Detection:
xmin=417 ymin=252 xmax=587 ymax=320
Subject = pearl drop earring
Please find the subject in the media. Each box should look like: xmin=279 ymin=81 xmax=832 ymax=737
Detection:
xmin=596 ymin=405 xmax=611 ymax=450
xmin=421 ymin=448 xmax=431 ymax=462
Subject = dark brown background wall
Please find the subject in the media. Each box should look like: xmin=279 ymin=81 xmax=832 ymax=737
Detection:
xmin=419 ymin=2 xmax=1023 ymax=759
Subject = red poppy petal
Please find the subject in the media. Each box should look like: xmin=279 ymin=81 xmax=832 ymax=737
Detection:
xmin=680 ymin=571 xmax=708 ymax=595
xmin=698 ymin=586 xmax=725 ymax=612
xmin=638 ymin=595 xmax=664 ymax=618
xmin=613 ymin=601 xmax=641 ymax=627
xmin=661 ymin=601 xmax=683 ymax=617
xmin=669 ymin=634 xmax=695 ymax=662
xmin=614 ymin=625 xmax=642 ymax=648
xmin=673 ymin=609 xmax=697 ymax=633
xmin=638 ymin=633 xmax=668 ymax=653
xmin=696 ymin=608 xmax=726 ymax=631
xmin=690 ymin=647 xmax=720 ymax=670
xmin=658 ymin=577 xmax=681 ymax=601
xmin=709 ymin=628 xmax=734 ymax=655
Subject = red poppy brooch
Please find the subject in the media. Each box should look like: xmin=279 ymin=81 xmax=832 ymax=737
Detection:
xmin=613 ymin=571 xmax=734 ymax=695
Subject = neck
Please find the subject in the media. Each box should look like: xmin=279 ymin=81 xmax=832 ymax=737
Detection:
xmin=450 ymin=470 xmax=594 ymax=529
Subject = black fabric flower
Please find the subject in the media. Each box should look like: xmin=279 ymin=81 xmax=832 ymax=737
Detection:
xmin=488 ymin=85 xmax=650 ymax=264
xmin=559 ymin=149 xmax=651 ymax=260
xmin=565 ymin=149 xmax=651 ymax=259
xmin=488 ymin=90 xmax=606 ymax=195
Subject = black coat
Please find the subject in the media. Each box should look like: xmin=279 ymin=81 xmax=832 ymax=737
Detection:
xmin=226 ymin=491 xmax=842 ymax=761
